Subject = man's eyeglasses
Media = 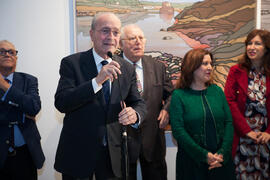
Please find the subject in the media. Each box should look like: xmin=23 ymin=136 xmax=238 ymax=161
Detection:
xmin=0 ymin=49 xmax=18 ymax=56
xmin=121 ymin=36 xmax=146 ymax=43
xmin=97 ymin=28 xmax=120 ymax=37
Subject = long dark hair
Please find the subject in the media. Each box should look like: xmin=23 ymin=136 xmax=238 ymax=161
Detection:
xmin=239 ymin=29 xmax=270 ymax=75
xmin=176 ymin=48 xmax=213 ymax=89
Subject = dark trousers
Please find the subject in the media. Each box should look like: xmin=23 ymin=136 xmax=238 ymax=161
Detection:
xmin=62 ymin=146 xmax=120 ymax=180
xmin=0 ymin=145 xmax=37 ymax=180
xmin=129 ymin=154 xmax=167 ymax=180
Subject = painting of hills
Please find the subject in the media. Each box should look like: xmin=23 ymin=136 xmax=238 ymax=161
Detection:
xmin=76 ymin=0 xmax=256 ymax=87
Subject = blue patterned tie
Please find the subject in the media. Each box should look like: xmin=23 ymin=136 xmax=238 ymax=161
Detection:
xmin=101 ymin=60 xmax=110 ymax=105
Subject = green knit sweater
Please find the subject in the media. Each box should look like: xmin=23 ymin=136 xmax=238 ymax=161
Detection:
xmin=170 ymin=84 xmax=233 ymax=165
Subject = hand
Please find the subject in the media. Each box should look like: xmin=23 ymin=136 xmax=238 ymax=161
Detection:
xmin=246 ymin=131 xmax=261 ymax=143
xmin=257 ymin=132 xmax=270 ymax=144
xmin=207 ymin=152 xmax=223 ymax=164
xmin=208 ymin=160 xmax=222 ymax=170
xmin=118 ymin=102 xmax=138 ymax=125
xmin=96 ymin=61 xmax=121 ymax=85
xmin=207 ymin=153 xmax=223 ymax=170
xmin=158 ymin=109 xmax=169 ymax=129
xmin=0 ymin=75 xmax=11 ymax=91
xmin=25 ymin=114 xmax=36 ymax=121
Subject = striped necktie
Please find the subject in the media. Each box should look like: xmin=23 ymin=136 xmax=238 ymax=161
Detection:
xmin=133 ymin=63 xmax=143 ymax=95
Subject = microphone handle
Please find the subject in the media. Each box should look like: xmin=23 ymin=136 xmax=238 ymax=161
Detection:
xmin=120 ymin=100 xmax=127 ymax=137
xmin=109 ymin=52 xmax=127 ymax=135
xmin=122 ymin=125 xmax=127 ymax=137
xmin=108 ymin=52 xmax=128 ymax=180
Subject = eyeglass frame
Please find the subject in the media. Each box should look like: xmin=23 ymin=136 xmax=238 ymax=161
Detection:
xmin=0 ymin=48 xmax=18 ymax=56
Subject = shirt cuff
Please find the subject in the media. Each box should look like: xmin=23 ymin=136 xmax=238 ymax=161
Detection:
xmin=131 ymin=111 xmax=141 ymax=128
xmin=92 ymin=78 xmax=102 ymax=94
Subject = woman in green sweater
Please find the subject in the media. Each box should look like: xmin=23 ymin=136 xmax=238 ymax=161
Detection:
xmin=170 ymin=49 xmax=235 ymax=180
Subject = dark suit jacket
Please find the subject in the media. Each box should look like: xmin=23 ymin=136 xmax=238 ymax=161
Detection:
xmin=0 ymin=72 xmax=44 ymax=169
xmin=126 ymin=55 xmax=173 ymax=163
xmin=54 ymin=49 xmax=146 ymax=178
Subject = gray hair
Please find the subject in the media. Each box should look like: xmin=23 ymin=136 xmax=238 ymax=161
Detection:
xmin=120 ymin=24 xmax=143 ymax=39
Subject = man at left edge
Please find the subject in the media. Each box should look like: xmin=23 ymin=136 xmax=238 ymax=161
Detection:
xmin=0 ymin=40 xmax=44 ymax=180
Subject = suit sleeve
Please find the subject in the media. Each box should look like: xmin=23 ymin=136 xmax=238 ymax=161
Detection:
xmin=224 ymin=66 xmax=251 ymax=137
xmin=54 ymin=58 xmax=96 ymax=113
xmin=4 ymin=75 xmax=41 ymax=116
xmin=160 ymin=63 xmax=173 ymax=111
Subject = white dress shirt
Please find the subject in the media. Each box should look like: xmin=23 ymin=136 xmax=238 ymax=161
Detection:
xmin=91 ymin=48 xmax=112 ymax=94
xmin=123 ymin=53 xmax=144 ymax=92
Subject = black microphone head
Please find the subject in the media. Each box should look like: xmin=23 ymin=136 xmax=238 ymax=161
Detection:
xmin=107 ymin=51 xmax=113 ymax=58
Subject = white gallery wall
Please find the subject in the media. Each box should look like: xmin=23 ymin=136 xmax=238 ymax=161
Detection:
xmin=0 ymin=0 xmax=264 ymax=179
xmin=0 ymin=0 xmax=73 ymax=179
xmin=0 ymin=0 xmax=177 ymax=180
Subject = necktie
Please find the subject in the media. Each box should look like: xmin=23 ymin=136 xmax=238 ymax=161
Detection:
xmin=100 ymin=61 xmax=109 ymax=146
xmin=101 ymin=60 xmax=110 ymax=105
xmin=133 ymin=63 xmax=143 ymax=95
xmin=5 ymin=78 xmax=15 ymax=154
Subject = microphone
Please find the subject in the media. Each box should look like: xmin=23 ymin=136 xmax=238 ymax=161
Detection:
xmin=107 ymin=51 xmax=124 ymax=109
xmin=107 ymin=51 xmax=123 ymax=100
xmin=107 ymin=51 xmax=126 ymax=132
xmin=107 ymin=51 xmax=113 ymax=60
xmin=108 ymin=51 xmax=128 ymax=179
xmin=107 ymin=51 xmax=123 ymax=102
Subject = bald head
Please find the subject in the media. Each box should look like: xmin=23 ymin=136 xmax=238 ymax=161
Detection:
xmin=0 ymin=40 xmax=15 ymax=49
xmin=90 ymin=13 xmax=122 ymax=59
xmin=91 ymin=12 xmax=121 ymax=31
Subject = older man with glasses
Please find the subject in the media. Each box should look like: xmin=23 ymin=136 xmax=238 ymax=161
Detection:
xmin=119 ymin=24 xmax=173 ymax=180
xmin=0 ymin=40 xmax=45 ymax=180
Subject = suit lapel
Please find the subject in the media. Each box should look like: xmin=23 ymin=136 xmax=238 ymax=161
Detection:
xmin=110 ymin=57 xmax=122 ymax=102
xmin=81 ymin=49 xmax=107 ymax=109
xmin=81 ymin=49 xmax=98 ymax=81
xmin=142 ymin=56 xmax=153 ymax=100
xmin=236 ymin=67 xmax=248 ymax=95
xmin=12 ymin=72 xmax=25 ymax=92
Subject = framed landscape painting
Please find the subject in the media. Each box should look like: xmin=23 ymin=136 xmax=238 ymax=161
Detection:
xmin=75 ymin=0 xmax=256 ymax=88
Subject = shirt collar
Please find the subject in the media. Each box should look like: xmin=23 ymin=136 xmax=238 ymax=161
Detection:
xmin=123 ymin=53 xmax=142 ymax=69
xmin=2 ymin=73 xmax=14 ymax=83
xmin=92 ymin=48 xmax=112 ymax=66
